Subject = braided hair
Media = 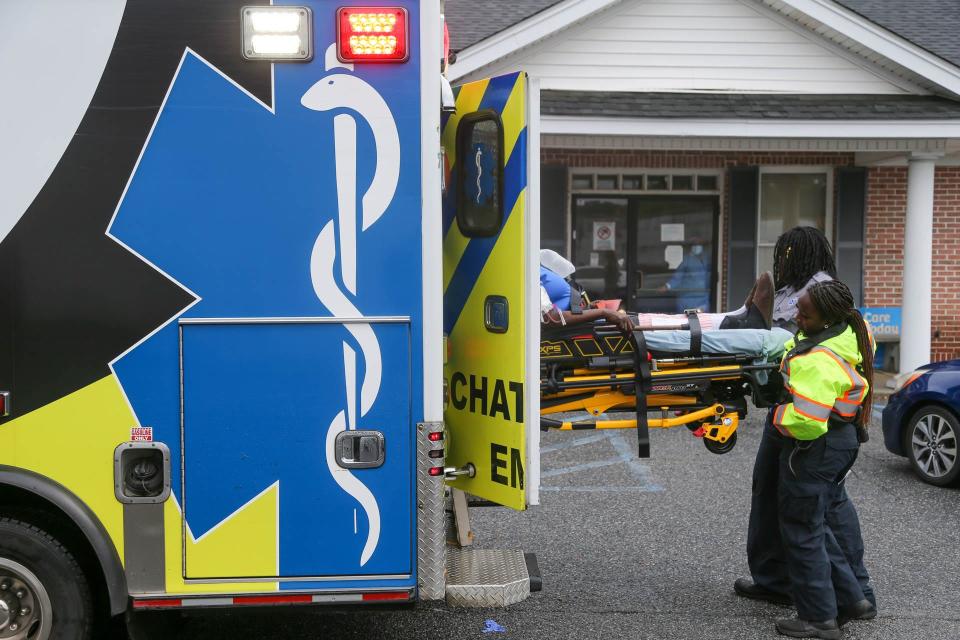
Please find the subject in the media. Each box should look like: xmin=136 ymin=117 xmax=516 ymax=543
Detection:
xmin=808 ymin=280 xmax=874 ymax=427
xmin=773 ymin=226 xmax=837 ymax=291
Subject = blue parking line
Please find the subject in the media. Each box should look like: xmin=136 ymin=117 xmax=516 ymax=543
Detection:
xmin=539 ymin=431 xmax=663 ymax=492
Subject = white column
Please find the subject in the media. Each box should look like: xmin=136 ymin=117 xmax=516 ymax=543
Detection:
xmin=899 ymin=154 xmax=938 ymax=373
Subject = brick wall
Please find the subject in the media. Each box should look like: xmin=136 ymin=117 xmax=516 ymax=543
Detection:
xmin=863 ymin=167 xmax=960 ymax=362
xmin=863 ymin=167 xmax=906 ymax=308
xmin=540 ymin=149 xmax=854 ymax=170
xmin=932 ymin=168 xmax=960 ymax=361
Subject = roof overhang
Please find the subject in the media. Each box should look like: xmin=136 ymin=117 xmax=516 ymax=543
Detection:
xmin=543 ymin=116 xmax=960 ymax=139
xmin=771 ymin=0 xmax=960 ymax=96
xmin=451 ymin=0 xmax=960 ymax=97
xmin=448 ymin=0 xmax=623 ymax=81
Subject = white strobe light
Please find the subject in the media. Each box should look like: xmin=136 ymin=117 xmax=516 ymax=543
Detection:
xmin=242 ymin=6 xmax=313 ymax=61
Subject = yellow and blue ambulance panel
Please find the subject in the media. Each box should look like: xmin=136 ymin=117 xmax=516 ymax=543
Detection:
xmin=442 ymin=72 xmax=532 ymax=511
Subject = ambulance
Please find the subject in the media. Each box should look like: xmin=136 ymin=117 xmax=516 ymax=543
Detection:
xmin=0 ymin=1 xmax=540 ymax=637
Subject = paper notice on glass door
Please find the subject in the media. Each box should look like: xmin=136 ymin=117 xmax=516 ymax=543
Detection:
xmin=593 ymin=221 xmax=615 ymax=250
xmin=665 ymin=244 xmax=684 ymax=269
xmin=661 ymin=223 xmax=684 ymax=242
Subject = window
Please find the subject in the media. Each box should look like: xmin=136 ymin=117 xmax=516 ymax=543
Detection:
xmin=697 ymin=175 xmax=718 ymax=191
xmin=572 ymin=174 xmax=594 ymax=190
xmin=757 ymin=170 xmax=831 ymax=275
xmin=456 ymin=113 xmax=503 ymax=237
xmin=569 ymin=170 xmax=721 ymax=194
xmin=647 ymin=175 xmax=669 ymax=190
xmin=596 ymin=174 xmax=619 ymax=190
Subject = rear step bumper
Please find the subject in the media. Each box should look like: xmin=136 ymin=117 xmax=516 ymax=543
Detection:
xmin=445 ymin=548 xmax=541 ymax=607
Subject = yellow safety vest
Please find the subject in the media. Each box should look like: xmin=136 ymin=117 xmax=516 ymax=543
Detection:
xmin=773 ymin=325 xmax=872 ymax=440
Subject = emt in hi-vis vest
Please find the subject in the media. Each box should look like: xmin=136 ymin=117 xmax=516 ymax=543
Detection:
xmin=743 ymin=280 xmax=877 ymax=639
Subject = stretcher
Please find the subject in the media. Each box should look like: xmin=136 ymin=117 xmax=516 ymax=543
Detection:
xmin=540 ymin=314 xmax=783 ymax=457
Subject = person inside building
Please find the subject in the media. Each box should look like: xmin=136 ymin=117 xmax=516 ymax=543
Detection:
xmin=736 ymin=280 xmax=876 ymax=640
xmin=657 ymin=239 xmax=711 ymax=313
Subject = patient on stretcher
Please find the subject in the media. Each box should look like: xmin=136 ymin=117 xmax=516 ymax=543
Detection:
xmin=539 ymin=250 xmax=776 ymax=335
xmin=538 ymin=250 xmax=794 ymax=368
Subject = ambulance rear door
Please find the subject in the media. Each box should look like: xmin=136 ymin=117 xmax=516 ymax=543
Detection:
xmin=442 ymin=72 xmax=540 ymax=510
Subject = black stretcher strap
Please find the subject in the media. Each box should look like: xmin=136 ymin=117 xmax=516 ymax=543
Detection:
xmin=684 ymin=309 xmax=702 ymax=356
xmin=632 ymin=329 xmax=651 ymax=458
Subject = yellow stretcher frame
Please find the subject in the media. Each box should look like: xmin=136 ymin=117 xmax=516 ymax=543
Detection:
xmin=539 ymin=330 xmax=779 ymax=455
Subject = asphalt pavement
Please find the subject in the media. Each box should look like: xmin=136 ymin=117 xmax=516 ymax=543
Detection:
xmin=136 ymin=409 xmax=960 ymax=639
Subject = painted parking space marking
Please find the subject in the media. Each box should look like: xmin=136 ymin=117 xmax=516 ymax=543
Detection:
xmin=540 ymin=430 xmax=662 ymax=493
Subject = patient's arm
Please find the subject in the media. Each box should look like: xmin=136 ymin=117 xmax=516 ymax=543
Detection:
xmin=543 ymin=308 xmax=634 ymax=333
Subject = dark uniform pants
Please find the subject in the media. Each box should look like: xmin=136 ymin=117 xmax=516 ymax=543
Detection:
xmin=747 ymin=412 xmax=874 ymax=620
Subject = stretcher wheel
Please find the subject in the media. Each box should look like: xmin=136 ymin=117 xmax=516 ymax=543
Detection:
xmin=704 ymin=431 xmax=737 ymax=455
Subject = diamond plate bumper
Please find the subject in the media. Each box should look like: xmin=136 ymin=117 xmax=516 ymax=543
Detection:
xmin=445 ymin=548 xmax=532 ymax=607
xmin=417 ymin=422 xmax=446 ymax=601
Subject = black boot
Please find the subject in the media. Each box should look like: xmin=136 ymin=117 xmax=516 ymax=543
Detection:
xmin=837 ymin=599 xmax=877 ymax=626
xmin=733 ymin=578 xmax=793 ymax=606
xmin=720 ymin=304 xmax=768 ymax=330
xmin=775 ymin=617 xmax=841 ymax=640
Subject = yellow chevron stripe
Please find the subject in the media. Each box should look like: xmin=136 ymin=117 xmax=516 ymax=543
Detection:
xmin=501 ymin=75 xmax=526 ymax=163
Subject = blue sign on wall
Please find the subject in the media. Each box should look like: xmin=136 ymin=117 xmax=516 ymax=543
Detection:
xmin=860 ymin=307 xmax=901 ymax=342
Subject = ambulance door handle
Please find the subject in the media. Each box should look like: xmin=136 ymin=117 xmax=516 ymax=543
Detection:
xmin=484 ymin=296 xmax=508 ymax=334
xmin=334 ymin=430 xmax=385 ymax=469
xmin=444 ymin=463 xmax=475 ymax=479
xmin=0 ymin=391 xmax=9 ymax=417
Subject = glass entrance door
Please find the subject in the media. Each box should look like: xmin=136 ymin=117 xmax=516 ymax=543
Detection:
xmin=628 ymin=197 xmax=718 ymax=313
xmin=571 ymin=197 xmax=628 ymax=302
xmin=571 ymin=195 xmax=719 ymax=312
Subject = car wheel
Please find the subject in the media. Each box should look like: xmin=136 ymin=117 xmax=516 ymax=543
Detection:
xmin=0 ymin=518 xmax=93 ymax=640
xmin=906 ymin=406 xmax=960 ymax=486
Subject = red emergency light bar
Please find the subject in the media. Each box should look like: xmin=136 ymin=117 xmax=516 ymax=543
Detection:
xmin=337 ymin=7 xmax=409 ymax=62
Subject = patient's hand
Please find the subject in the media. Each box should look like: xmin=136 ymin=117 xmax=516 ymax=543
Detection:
xmin=603 ymin=309 xmax=634 ymax=333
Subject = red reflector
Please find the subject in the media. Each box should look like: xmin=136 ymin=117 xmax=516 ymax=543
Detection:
xmin=362 ymin=591 xmax=410 ymax=602
xmin=234 ymin=595 xmax=313 ymax=605
xmin=337 ymin=7 xmax=408 ymax=62
xmin=428 ymin=431 xmax=443 ymax=442
xmin=428 ymin=466 xmax=444 ymax=477
xmin=133 ymin=599 xmax=182 ymax=609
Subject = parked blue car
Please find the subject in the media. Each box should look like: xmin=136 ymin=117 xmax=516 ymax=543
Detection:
xmin=882 ymin=359 xmax=960 ymax=486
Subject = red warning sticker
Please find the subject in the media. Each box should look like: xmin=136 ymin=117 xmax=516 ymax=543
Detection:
xmin=131 ymin=427 xmax=154 ymax=442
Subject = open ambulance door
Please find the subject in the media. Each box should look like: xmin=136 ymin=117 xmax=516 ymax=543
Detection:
xmin=442 ymin=72 xmax=540 ymax=510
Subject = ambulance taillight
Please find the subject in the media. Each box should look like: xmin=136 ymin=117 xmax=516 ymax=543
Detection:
xmin=337 ymin=7 xmax=409 ymax=62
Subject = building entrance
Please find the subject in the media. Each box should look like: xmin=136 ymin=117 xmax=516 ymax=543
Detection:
xmin=572 ymin=195 xmax=719 ymax=313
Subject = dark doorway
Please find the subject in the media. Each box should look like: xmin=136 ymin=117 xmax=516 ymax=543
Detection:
xmin=572 ymin=195 xmax=719 ymax=313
